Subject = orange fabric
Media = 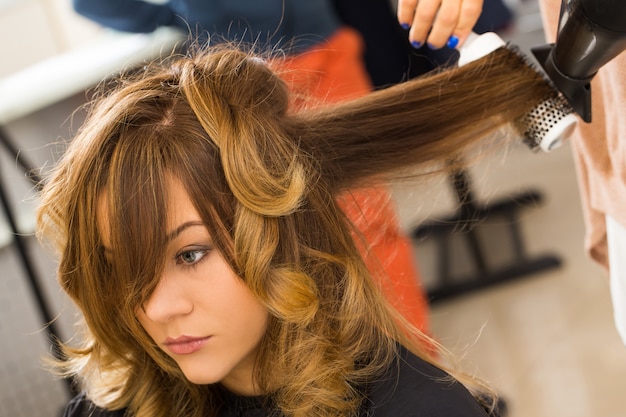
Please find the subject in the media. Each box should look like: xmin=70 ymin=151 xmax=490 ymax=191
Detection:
xmin=276 ymin=28 xmax=430 ymax=333
xmin=338 ymin=188 xmax=430 ymax=333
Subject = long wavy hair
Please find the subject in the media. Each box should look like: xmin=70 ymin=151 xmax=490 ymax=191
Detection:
xmin=37 ymin=43 xmax=555 ymax=417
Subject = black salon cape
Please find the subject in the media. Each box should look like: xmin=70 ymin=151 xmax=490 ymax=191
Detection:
xmin=62 ymin=345 xmax=489 ymax=417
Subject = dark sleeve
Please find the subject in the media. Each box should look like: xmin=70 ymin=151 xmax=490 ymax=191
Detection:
xmin=365 ymin=346 xmax=490 ymax=417
xmin=63 ymin=393 xmax=127 ymax=417
xmin=331 ymin=0 xmax=451 ymax=87
xmin=72 ymin=0 xmax=177 ymax=33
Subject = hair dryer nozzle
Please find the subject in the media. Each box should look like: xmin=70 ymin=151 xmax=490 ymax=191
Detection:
xmin=531 ymin=43 xmax=592 ymax=123
xmin=531 ymin=0 xmax=626 ymax=123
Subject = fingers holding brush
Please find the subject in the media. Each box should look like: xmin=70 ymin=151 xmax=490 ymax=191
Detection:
xmin=397 ymin=0 xmax=483 ymax=49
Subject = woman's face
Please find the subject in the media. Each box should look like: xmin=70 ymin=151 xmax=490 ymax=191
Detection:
xmin=97 ymin=176 xmax=269 ymax=395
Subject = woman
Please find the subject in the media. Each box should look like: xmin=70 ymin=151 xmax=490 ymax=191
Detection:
xmin=73 ymin=0 xmax=486 ymax=336
xmin=37 ymin=44 xmax=554 ymax=416
xmin=72 ymin=0 xmax=444 ymax=335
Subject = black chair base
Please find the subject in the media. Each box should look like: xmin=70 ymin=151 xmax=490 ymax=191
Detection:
xmin=411 ymin=169 xmax=563 ymax=304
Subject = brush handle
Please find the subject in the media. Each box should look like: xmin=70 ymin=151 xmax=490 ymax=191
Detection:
xmin=457 ymin=32 xmax=505 ymax=67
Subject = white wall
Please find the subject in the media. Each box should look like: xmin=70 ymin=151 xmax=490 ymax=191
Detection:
xmin=0 ymin=0 xmax=102 ymax=77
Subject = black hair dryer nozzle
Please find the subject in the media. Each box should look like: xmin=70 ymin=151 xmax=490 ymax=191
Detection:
xmin=531 ymin=0 xmax=626 ymax=123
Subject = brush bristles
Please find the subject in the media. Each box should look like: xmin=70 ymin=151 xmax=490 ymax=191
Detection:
xmin=496 ymin=43 xmax=576 ymax=150
xmin=517 ymin=93 xmax=575 ymax=150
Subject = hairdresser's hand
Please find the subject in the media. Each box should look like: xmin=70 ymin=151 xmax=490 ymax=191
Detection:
xmin=397 ymin=0 xmax=483 ymax=49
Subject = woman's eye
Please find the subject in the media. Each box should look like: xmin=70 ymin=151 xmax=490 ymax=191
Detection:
xmin=176 ymin=249 xmax=208 ymax=266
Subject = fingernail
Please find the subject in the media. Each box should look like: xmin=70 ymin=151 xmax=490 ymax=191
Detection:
xmin=400 ymin=22 xmax=410 ymax=30
xmin=447 ymin=35 xmax=460 ymax=49
xmin=411 ymin=41 xmax=422 ymax=49
xmin=427 ymin=43 xmax=438 ymax=50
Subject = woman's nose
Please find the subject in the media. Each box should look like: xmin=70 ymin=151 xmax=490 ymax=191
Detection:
xmin=141 ymin=271 xmax=193 ymax=323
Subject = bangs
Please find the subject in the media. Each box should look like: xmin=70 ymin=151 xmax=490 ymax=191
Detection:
xmin=101 ymin=100 xmax=240 ymax=314
xmin=104 ymin=125 xmax=171 ymax=316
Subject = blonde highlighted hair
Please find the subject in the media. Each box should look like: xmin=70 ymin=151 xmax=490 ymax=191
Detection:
xmin=37 ymin=43 xmax=555 ymax=417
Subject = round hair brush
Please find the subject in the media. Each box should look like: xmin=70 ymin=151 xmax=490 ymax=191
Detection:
xmin=459 ymin=32 xmax=578 ymax=152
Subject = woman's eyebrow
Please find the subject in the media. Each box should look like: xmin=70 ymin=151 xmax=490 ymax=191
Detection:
xmin=100 ymin=221 xmax=205 ymax=254
xmin=166 ymin=221 xmax=205 ymax=242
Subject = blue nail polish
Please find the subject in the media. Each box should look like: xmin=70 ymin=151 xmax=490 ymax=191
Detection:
xmin=447 ymin=35 xmax=459 ymax=49
xmin=427 ymin=43 xmax=438 ymax=50
xmin=411 ymin=41 xmax=422 ymax=49
xmin=401 ymin=22 xmax=410 ymax=30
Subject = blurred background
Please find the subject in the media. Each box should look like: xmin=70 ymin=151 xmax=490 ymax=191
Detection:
xmin=0 ymin=1 xmax=625 ymax=416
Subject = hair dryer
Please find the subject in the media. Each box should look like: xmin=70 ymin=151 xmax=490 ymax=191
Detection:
xmin=532 ymin=0 xmax=626 ymax=123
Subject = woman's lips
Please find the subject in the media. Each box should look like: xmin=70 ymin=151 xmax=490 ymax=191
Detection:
xmin=163 ymin=335 xmax=211 ymax=355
